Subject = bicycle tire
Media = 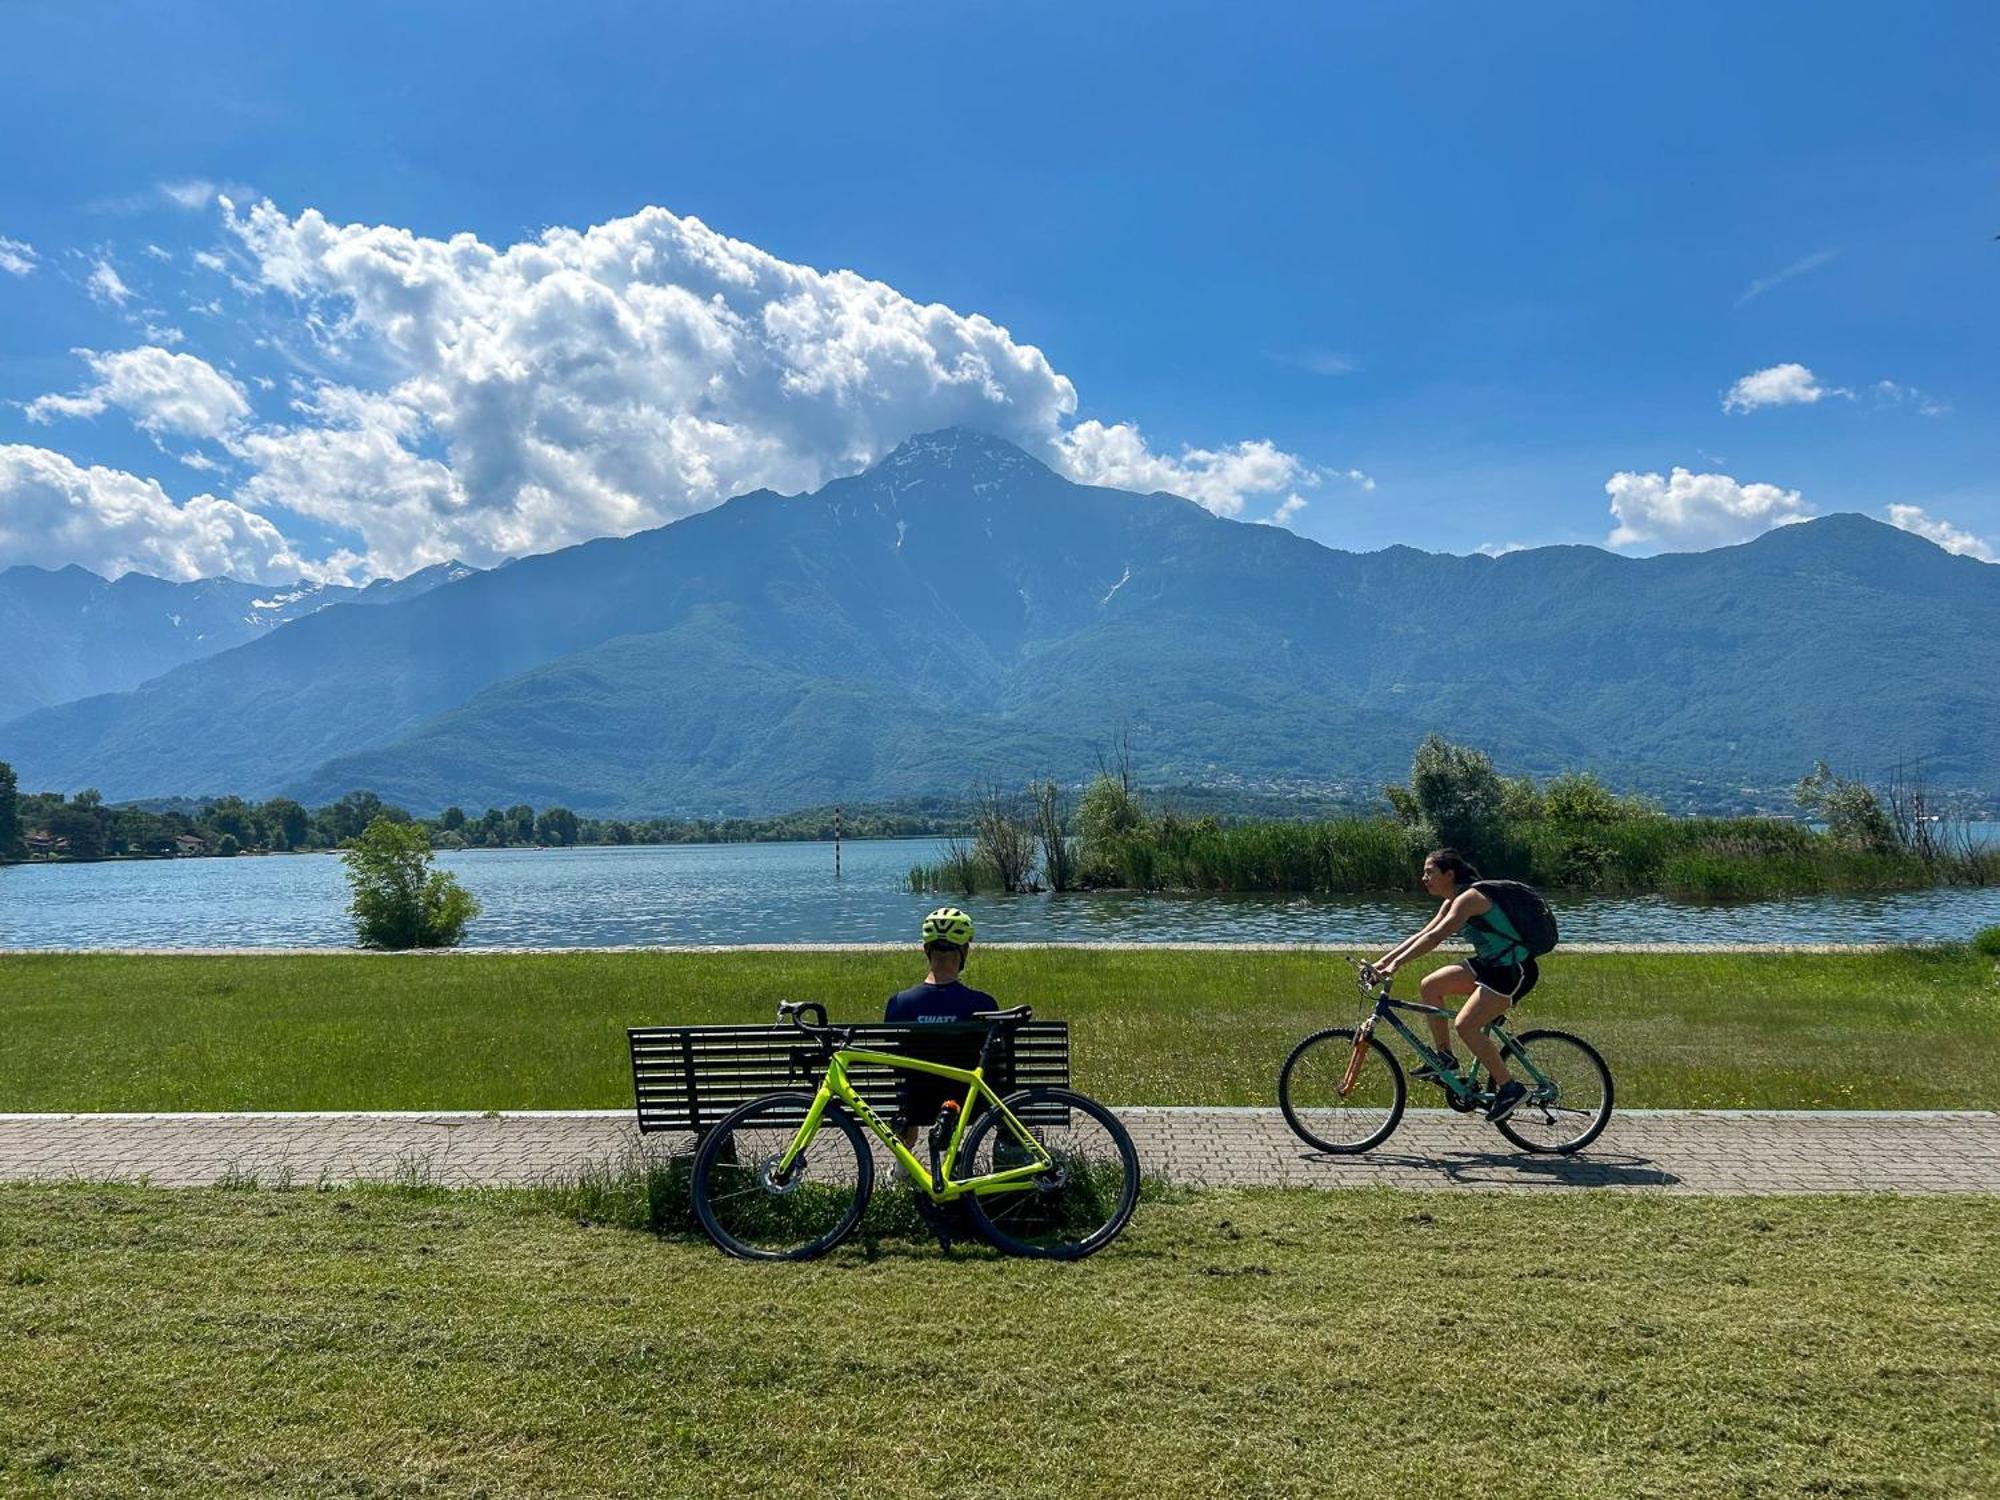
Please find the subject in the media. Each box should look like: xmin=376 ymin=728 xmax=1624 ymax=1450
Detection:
xmin=1492 ymin=1029 xmax=1614 ymax=1155
xmin=1278 ymin=1027 xmax=1407 ymax=1153
xmin=691 ymin=1091 xmax=874 ymax=1260
xmin=956 ymin=1088 xmax=1141 ymax=1260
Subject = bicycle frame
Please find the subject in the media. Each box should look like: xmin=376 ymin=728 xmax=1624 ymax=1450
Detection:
xmin=774 ymin=1046 xmax=1055 ymax=1201
xmin=1350 ymin=987 xmax=1558 ymax=1104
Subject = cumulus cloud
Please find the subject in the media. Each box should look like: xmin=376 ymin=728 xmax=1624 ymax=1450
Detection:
xmin=1477 ymin=540 xmax=1527 ymax=557
xmin=1605 ymin=467 xmax=1813 ymax=552
xmin=27 ymin=346 xmax=251 ymax=440
xmin=0 ymin=445 xmax=307 ymax=582
xmin=1722 ymin=363 xmax=1848 ymax=413
xmin=86 ymin=258 xmax=133 ymax=305
xmin=0 ymin=236 xmax=36 ymax=276
xmin=1884 ymin=504 xmax=1996 ymax=562
xmin=1266 ymin=495 xmax=1308 ymax=528
xmin=1052 ymin=420 xmax=1318 ymax=520
xmin=197 ymin=199 xmax=1334 ymax=575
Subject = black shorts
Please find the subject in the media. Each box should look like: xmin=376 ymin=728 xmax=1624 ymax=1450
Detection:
xmin=1469 ymin=956 xmax=1538 ymax=1003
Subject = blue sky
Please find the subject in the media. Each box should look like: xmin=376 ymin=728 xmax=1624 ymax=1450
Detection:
xmin=1 ymin=0 xmax=1994 ymax=581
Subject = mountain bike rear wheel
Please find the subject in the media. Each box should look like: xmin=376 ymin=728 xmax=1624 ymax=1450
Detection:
xmin=956 ymin=1088 xmax=1141 ymax=1260
xmin=1492 ymin=1030 xmax=1613 ymax=1154
xmin=691 ymin=1091 xmax=874 ymax=1260
xmin=1278 ymin=1027 xmax=1407 ymax=1153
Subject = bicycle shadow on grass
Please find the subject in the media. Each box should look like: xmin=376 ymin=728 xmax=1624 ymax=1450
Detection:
xmin=1300 ymin=1149 xmax=1682 ymax=1189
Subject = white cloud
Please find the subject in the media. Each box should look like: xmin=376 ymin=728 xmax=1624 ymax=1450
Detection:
xmin=87 ymin=258 xmax=133 ymax=305
xmin=1884 ymin=504 xmax=1995 ymax=562
xmin=1477 ymin=541 xmax=1527 ymax=557
xmin=1266 ymin=495 xmax=1308 ymax=528
xmin=192 ymin=198 xmax=1343 ymax=573
xmin=193 ymin=250 xmax=227 ymax=273
xmin=1052 ymin=420 xmax=1319 ymax=520
xmin=27 ymin=346 xmax=252 ymax=440
xmin=1273 ymin=349 xmax=1357 ymax=376
xmin=1874 ymin=380 xmax=1949 ymax=418
xmin=1722 ymin=362 xmax=1847 ymax=413
xmin=0 ymin=445 xmax=308 ymax=582
xmin=1735 ymin=249 xmax=1838 ymax=307
xmin=1605 ymin=467 xmax=1812 ymax=552
xmin=144 ymin=244 xmax=174 ymax=262
xmin=0 ymin=236 xmax=37 ymax=276
xmin=162 ymin=180 xmax=220 ymax=210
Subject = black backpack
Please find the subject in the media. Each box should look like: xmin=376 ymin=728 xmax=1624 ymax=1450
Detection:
xmin=1470 ymin=879 xmax=1558 ymax=958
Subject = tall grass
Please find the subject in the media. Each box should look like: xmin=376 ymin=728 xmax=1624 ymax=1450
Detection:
xmin=1071 ymin=810 xmax=1992 ymax=900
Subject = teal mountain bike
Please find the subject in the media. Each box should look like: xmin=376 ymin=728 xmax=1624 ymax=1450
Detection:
xmin=1279 ymin=958 xmax=1613 ymax=1155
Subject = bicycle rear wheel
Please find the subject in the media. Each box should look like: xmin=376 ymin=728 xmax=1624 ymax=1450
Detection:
xmin=691 ymin=1091 xmax=874 ymax=1260
xmin=1492 ymin=1030 xmax=1613 ymax=1154
xmin=1278 ymin=1027 xmax=1406 ymax=1153
xmin=956 ymin=1088 xmax=1141 ymax=1260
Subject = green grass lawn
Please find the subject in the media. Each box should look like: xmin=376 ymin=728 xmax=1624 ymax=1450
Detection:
xmin=1 ymin=1184 xmax=1994 ymax=1498
xmin=1 ymin=947 xmax=1995 ymax=1112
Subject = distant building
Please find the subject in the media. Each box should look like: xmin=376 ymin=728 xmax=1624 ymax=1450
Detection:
xmin=173 ymin=833 xmax=207 ymax=856
xmin=25 ymin=831 xmax=70 ymax=858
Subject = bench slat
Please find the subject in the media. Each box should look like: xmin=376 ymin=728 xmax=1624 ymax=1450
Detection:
xmin=628 ymin=1018 xmax=1071 ymax=1133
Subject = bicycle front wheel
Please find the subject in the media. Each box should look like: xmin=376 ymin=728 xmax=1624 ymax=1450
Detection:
xmin=1493 ymin=1030 xmax=1613 ymax=1155
xmin=691 ymin=1091 xmax=874 ymax=1260
xmin=1278 ymin=1027 xmax=1406 ymax=1153
xmin=957 ymin=1088 xmax=1141 ymax=1260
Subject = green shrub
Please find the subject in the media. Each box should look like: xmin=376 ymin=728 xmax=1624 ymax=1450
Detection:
xmin=341 ymin=818 xmax=481 ymax=949
xmin=1974 ymin=926 xmax=2000 ymax=959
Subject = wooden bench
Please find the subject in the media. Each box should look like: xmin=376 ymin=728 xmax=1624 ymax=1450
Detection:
xmin=627 ymin=1017 xmax=1072 ymax=1135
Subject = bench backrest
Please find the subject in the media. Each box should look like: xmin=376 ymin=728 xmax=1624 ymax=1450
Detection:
xmin=627 ymin=1019 xmax=1071 ymax=1133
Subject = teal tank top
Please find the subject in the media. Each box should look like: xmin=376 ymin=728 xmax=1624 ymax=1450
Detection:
xmin=1465 ymin=898 xmax=1529 ymax=965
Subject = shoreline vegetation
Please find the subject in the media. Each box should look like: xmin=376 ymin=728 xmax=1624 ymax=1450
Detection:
xmin=910 ymin=738 xmax=1999 ymax=903
xmin=4 ymin=737 xmax=1994 ymax=905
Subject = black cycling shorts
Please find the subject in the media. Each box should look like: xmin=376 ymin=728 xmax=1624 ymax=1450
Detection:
xmin=1469 ymin=956 xmax=1538 ymax=1003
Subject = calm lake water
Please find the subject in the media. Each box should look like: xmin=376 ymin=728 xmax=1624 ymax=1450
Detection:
xmin=3 ymin=837 xmax=1999 ymax=948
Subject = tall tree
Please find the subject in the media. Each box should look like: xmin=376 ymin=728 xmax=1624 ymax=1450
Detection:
xmin=0 ymin=760 xmax=19 ymax=859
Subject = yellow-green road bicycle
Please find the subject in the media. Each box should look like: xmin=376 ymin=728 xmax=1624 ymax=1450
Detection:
xmin=691 ymin=1002 xmax=1141 ymax=1261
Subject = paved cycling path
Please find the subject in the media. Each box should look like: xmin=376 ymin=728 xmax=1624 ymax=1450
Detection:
xmin=1 ymin=1108 xmax=1995 ymax=1195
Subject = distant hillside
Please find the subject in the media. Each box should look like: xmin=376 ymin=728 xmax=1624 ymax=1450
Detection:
xmin=0 ymin=560 xmax=476 ymax=717
xmin=3 ymin=429 xmax=1995 ymax=813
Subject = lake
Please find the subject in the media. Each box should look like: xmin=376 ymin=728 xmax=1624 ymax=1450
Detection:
xmin=3 ymin=837 xmax=1998 ymax=948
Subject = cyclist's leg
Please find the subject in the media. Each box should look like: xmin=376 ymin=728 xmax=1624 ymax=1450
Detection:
xmin=1418 ymin=964 xmax=1479 ymax=1053
xmin=1454 ymin=976 xmax=1519 ymax=1086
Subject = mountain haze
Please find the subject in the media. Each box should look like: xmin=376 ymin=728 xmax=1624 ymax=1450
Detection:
xmin=2 ymin=430 xmax=1994 ymax=813
xmin=0 ymin=561 xmax=477 ymax=718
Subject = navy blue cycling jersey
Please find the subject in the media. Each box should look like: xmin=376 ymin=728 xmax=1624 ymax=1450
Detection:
xmin=884 ymin=979 xmax=996 ymax=1024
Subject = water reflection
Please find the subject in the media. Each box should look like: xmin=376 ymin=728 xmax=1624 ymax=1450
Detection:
xmin=1 ymin=838 xmax=1997 ymax=948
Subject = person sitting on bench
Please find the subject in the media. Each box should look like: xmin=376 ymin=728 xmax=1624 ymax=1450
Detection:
xmin=885 ymin=906 xmax=995 ymax=1148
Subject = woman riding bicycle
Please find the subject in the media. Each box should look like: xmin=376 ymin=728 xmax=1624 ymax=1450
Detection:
xmin=1370 ymin=849 xmax=1534 ymax=1123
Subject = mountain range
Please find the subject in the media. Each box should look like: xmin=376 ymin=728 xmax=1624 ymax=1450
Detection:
xmin=0 ymin=560 xmax=476 ymax=718
xmin=2 ymin=428 xmax=1994 ymax=814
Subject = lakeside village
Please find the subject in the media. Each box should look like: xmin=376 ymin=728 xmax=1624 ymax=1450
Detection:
xmin=3 ymin=739 xmax=1993 ymax=904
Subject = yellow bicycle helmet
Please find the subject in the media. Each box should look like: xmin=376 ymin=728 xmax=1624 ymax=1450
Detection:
xmin=921 ymin=906 xmax=975 ymax=947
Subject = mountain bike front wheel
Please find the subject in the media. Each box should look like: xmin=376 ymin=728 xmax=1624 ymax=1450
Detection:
xmin=1493 ymin=1030 xmax=1614 ymax=1155
xmin=956 ymin=1088 xmax=1141 ymax=1260
xmin=691 ymin=1091 xmax=874 ymax=1260
xmin=1278 ymin=1027 xmax=1407 ymax=1153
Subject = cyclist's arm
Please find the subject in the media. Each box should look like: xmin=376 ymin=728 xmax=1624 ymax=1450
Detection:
xmin=1377 ymin=890 xmax=1491 ymax=972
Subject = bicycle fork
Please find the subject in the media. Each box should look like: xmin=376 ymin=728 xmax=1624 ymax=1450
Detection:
xmin=1340 ymin=1019 xmax=1377 ymax=1098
